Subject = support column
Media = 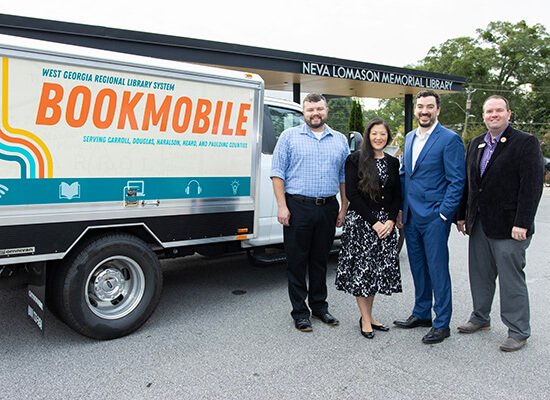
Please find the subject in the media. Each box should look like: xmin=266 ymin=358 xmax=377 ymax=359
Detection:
xmin=293 ymin=83 xmax=301 ymax=104
xmin=405 ymin=94 xmax=413 ymax=134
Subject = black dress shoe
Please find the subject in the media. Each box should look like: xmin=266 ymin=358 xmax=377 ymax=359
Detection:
xmin=372 ymin=323 xmax=390 ymax=332
xmin=294 ymin=318 xmax=312 ymax=332
xmin=312 ymin=312 xmax=339 ymax=326
xmin=422 ymin=327 xmax=450 ymax=344
xmin=359 ymin=318 xmax=375 ymax=339
xmin=393 ymin=315 xmax=432 ymax=329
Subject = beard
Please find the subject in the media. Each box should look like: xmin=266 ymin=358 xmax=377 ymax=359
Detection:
xmin=305 ymin=114 xmax=326 ymax=130
xmin=416 ymin=113 xmax=436 ymax=128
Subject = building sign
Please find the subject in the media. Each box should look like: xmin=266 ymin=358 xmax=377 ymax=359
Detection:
xmin=302 ymin=62 xmax=455 ymax=91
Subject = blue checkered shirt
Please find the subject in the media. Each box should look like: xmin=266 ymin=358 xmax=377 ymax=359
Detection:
xmin=270 ymin=124 xmax=349 ymax=198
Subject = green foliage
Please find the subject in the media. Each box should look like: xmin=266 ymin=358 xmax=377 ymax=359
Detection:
xmin=478 ymin=21 xmax=550 ymax=89
xmin=541 ymin=131 xmax=550 ymax=158
xmin=365 ymin=98 xmax=405 ymax=135
xmin=348 ymin=98 xmax=365 ymax=134
xmin=370 ymin=20 xmax=550 ymax=147
xmin=326 ymin=97 xmax=352 ymax=135
xmin=461 ymin=123 xmax=487 ymax=148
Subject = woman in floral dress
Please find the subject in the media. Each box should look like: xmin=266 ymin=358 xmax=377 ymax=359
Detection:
xmin=336 ymin=118 xmax=402 ymax=339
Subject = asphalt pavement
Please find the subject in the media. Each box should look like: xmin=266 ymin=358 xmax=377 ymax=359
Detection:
xmin=1 ymin=189 xmax=549 ymax=399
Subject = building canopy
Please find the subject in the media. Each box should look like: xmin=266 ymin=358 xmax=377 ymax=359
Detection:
xmin=0 ymin=14 xmax=465 ymax=101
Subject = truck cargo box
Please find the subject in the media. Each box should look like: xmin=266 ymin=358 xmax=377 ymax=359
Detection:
xmin=0 ymin=36 xmax=266 ymax=339
xmin=0 ymin=38 xmax=264 ymax=264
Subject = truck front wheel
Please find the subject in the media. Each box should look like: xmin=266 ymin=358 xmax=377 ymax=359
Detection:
xmin=53 ymin=234 xmax=163 ymax=340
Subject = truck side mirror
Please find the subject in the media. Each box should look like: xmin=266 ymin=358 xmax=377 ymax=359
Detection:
xmin=348 ymin=131 xmax=363 ymax=153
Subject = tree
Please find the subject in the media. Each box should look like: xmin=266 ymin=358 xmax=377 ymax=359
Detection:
xmin=479 ymin=21 xmax=550 ymax=90
xmin=326 ymin=97 xmax=352 ymax=135
xmin=419 ymin=20 xmax=550 ymax=142
xmin=369 ymin=20 xmax=550 ymax=148
xmin=365 ymin=98 xmax=405 ymax=135
xmin=348 ymin=98 xmax=365 ymax=134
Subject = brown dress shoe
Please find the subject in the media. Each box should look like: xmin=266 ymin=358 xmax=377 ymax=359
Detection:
xmin=500 ymin=337 xmax=527 ymax=352
xmin=457 ymin=321 xmax=491 ymax=333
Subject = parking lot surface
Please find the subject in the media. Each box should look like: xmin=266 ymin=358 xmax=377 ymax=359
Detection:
xmin=1 ymin=190 xmax=549 ymax=399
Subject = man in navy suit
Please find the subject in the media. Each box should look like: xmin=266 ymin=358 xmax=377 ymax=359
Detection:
xmin=395 ymin=90 xmax=466 ymax=344
xmin=456 ymin=95 xmax=544 ymax=352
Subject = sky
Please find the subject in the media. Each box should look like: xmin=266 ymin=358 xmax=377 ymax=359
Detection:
xmin=3 ymin=0 xmax=549 ymax=67
xmin=2 ymin=0 xmax=549 ymax=106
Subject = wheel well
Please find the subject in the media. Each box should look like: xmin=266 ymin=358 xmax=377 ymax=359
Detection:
xmin=65 ymin=225 xmax=161 ymax=262
xmin=46 ymin=226 xmax=160 ymax=309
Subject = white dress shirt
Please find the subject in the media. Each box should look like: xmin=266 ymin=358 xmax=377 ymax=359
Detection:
xmin=412 ymin=121 xmax=438 ymax=170
xmin=411 ymin=121 xmax=447 ymax=221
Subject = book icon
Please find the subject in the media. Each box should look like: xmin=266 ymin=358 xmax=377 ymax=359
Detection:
xmin=59 ymin=182 xmax=80 ymax=200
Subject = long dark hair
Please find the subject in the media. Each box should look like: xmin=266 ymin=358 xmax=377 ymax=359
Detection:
xmin=358 ymin=118 xmax=392 ymax=202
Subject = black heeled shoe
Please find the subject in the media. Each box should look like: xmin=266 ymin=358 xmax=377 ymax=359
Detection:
xmin=359 ymin=317 xmax=375 ymax=339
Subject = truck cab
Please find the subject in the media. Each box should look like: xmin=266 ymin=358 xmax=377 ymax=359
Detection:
xmin=243 ymin=97 xmax=304 ymax=249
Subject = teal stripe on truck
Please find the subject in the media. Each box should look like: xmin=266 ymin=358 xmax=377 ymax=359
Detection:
xmin=0 ymin=177 xmax=251 ymax=205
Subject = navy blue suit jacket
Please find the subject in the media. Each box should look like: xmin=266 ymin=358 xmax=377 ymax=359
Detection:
xmin=400 ymin=122 xmax=466 ymax=225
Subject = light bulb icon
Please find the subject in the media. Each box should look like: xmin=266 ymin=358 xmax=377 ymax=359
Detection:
xmin=230 ymin=180 xmax=240 ymax=195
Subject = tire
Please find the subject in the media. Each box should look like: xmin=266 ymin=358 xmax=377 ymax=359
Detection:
xmin=53 ymin=234 xmax=163 ymax=340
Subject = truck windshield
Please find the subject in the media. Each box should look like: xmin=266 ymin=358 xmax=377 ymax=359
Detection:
xmin=269 ymin=106 xmax=304 ymax=141
xmin=263 ymin=105 xmax=304 ymax=154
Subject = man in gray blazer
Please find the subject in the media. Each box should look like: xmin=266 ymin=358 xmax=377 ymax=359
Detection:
xmin=456 ymin=95 xmax=544 ymax=352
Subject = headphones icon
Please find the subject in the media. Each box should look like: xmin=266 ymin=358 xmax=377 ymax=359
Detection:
xmin=185 ymin=180 xmax=202 ymax=195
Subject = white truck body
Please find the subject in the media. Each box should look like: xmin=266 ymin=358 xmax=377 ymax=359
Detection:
xmin=0 ymin=36 xmax=308 ymax=339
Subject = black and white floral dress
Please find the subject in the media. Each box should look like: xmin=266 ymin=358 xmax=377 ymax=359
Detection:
xmin=335 ymin=157 xmax=402 ymax=297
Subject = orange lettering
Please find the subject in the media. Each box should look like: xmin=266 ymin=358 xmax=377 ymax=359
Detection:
xmin=117 ymin=91 xmax=143 ymax=130
xmin=211 ymin=101 xmax=223 ymax=135
xmin=172 ymin=96 xmax=192 ymax=133
xmin=192 ymin=98 xmax=211 ymax=134
xmin=235 ymin=103 xmax=251 ymax=136
xmin=93 ymin=88 xmax=117 ymax=129
xmin=66 ymin=85 xmax=91 ymax=128
xmin=222 ymin=102 xmax=234 ymax=135
xmin=36 ymin=82 xmax=64 ymax=125
xmin=142 ymin=94 xmax=172 ymax=131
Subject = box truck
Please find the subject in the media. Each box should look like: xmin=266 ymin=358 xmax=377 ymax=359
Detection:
xmin=0 ymin=36 xmax=310 ymax=339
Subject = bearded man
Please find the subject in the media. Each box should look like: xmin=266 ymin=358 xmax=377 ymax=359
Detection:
xmin=394 ymin=90 xmax=466 ymax=345
xmin=271 ymin=93 xmax=349 ymax=332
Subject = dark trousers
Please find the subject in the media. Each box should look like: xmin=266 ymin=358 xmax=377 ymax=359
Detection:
xmin=284 ymin=195 xmax=338 ymax=320
xmin=403 ymin=212 xmax=453 ymax=329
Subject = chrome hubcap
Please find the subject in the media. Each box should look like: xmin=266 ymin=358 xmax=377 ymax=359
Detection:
xmin=86 ymin=256 xmax=145 ymax=319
